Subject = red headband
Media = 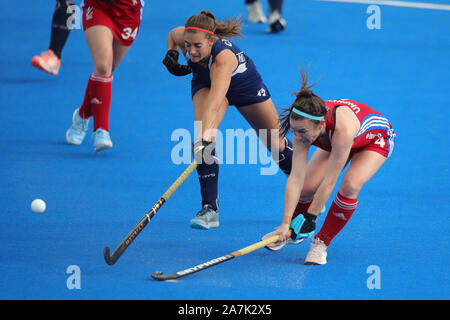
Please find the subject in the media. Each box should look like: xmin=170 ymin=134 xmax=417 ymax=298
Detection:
xmin=185 ymin=26 xmax=214 ymax=35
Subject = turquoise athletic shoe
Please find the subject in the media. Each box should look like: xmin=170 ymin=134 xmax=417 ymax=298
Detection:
xmin=66 ymin=108 xmax=89 ymax=145
xmin=94 ymin=128 xmax=113 ymax=152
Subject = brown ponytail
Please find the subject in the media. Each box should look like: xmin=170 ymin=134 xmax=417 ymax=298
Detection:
xmin=185 ymin=10 xmax=244 ymax=39
xmin=280 ymin=68 xmax=327 ymax=136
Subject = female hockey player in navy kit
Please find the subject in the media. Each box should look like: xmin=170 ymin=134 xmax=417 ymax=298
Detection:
xmin=163 ymin=10 xmax=293 ymax=229
xmin=262 ymin=70 xmax=396 ymax=265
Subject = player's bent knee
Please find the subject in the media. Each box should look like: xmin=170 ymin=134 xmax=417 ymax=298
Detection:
xmin=93 ymin=63 xmax=113 ymax=77
xmin=339 ymin=180 xmax=362 ymax=199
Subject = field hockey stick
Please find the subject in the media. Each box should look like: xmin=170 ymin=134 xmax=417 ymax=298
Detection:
xmin=104 ymin=161 xmax=198 ymax=266
xmin=151 ymin=231 xmax=292 ymax=281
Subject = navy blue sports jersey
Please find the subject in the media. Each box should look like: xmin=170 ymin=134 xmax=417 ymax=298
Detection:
xmin=185 ymin=37 xmax=270 ymax=107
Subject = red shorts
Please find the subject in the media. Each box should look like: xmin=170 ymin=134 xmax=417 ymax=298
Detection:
xmin=83 ymin=0 xmax=141 ymax=46
xmin=315 ymin=126 xmax=396 ymax=159
xmin=351 ymin=124 xmax=396 ymax=158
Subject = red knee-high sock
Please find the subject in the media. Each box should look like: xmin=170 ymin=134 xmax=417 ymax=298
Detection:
xmin=78 ymin=75 xmax=94 ymax=119
xmin=293 ymin=199 xmax=313 ymax=219
xmin=315 ymin=193 xmax=358 ymax=246
xmin=89 ymin=73 xmax=113 ymax=131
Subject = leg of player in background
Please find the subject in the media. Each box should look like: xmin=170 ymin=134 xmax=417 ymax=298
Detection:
xmin=237 ymin=98 xmax=292 ymax=175
xmin=31 ymin=0 xmax=75 ymax=75
xmin=84 ymin=26 xmax=130 ymax=152
xmin=245 ymin=0 xmax=267 ymax=23
xmin=267 ymin=0 xmax=286 ymax=33
xmin=67 ymin=25 xmax=115 ymax=149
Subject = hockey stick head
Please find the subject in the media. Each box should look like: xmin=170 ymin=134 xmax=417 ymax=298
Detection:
xmin=104 ymin=246 xmax=116 ymax=266
xmin=151 ymin=271 xmax=181 ymax=282
xmin=151 ymin=271 xmax=166 ymax=281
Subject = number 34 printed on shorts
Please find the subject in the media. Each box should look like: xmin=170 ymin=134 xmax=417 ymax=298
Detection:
xmin=121 ymin=27 xmax=139 ymax=40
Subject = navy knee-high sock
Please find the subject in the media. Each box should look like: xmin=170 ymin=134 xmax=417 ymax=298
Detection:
xmin=49 ymin=0 xmax=74 ymax=59
xmin=196 ymin=147 xmax=219 ymax=211
xmin=269 ymin=0 xmax=283 ymax=13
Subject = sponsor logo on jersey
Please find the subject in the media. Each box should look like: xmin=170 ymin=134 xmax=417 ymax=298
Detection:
xmin=330 ymin=99 xmax=361 ymax=114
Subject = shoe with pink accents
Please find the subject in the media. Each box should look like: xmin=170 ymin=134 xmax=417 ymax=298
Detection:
xmin=31 ymin=49 xmax=61 ymax=76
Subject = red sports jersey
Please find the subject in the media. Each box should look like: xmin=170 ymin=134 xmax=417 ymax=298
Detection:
xmin=312 ymin=99 xmax=395 ymax=158
xmin=83 ymin=0 xmax=141 ymax=46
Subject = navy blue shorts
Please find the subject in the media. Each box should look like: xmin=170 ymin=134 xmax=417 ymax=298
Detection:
xmin=191 ymin=79 xmax=271 ymax=108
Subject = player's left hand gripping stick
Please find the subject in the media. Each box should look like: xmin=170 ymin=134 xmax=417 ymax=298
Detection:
xmin=290 ymin=213 xmax=317 ymax=241
xmin=103 ymin=161 xmax=198 ymax=266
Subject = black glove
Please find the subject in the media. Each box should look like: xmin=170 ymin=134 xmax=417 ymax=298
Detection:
xmin=192 ymin=139 xmax=218 ymax=165
xmin=163 ymin=50 xmax=192 ymax=76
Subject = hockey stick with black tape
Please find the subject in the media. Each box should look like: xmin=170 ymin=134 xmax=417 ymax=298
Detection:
xmin=151 ymin=231 xmax=291 ymax=281
xmin=104 ymin=161 xmax=198 ymax=265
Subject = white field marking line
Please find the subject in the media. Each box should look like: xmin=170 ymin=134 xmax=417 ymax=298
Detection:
xmin=316 ymin=0 xmax=450 ymax=11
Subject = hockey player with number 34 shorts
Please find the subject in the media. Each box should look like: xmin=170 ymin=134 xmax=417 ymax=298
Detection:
xmin=262 ymin=69 xmax=396 ymax=265
xmin=66 ymin=0 xmax=143 ymax=152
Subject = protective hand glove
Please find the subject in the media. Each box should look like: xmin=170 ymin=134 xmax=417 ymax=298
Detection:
xmin=290 ymin=212 xmax=317 ymax=241
xmin=163 ymin=50 xmax=192 ymax=76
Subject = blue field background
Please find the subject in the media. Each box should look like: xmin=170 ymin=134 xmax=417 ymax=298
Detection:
xmin=0 ymin=0 xmax=449 ymax=300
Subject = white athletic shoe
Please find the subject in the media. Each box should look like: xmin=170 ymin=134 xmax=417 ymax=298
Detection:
xmin=190 ymin=205 xmax=219 ymax=230
xmin=267 ymin=10 xmax=286 ymax=33
xmin=262 ymin=229 xmax=304 ymax=251
xmin=94 ymin=128 xmax=113 ymax=152
xmin=304 ymin=238 xmax=328 ymax=265
xmin=246 ymin=1 xmax=267 ymax=23
xmin=66 ymin=108 xmax=89 ymax=145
